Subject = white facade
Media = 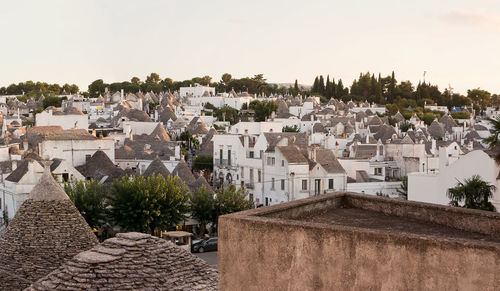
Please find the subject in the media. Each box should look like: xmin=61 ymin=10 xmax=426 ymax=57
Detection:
xmin=39 ymin=138 xmax=115 ymax=167
xmin=188 ymin=95 xmax=252 ymax=110
xmin=408 ymin=150 xmax=500 ymax=211
xmin=180 ymin=84 xmax=215 ymax=98
xmin=424 ymin=104 xmax=449 ymax=114
xmin=36 ymin=109 xmax=89 ymax=130
xmin=230 ymin=122 xmax=283 ymax=135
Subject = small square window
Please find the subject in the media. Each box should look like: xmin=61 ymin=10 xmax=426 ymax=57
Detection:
xmin=302 ymin=180 xmax=307 ymax=190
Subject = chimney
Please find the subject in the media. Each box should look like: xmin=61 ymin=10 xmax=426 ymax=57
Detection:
xmin=12 ymin=160 xmax=17 ymax=171
xmin=175 ymin=145 xmax=181 ymax=159
xmin=244 ymin=135 xmax=249 ymax=150
xmin=92 ymin=129 xmax=97 ymax=137
xmin=310 ymin=114 xmax=314 ymax=122
xmin=431 ymin=139 xmax=436 ymax=154
xmin=309 ymin=145 xmax=317 ymax=162
xmin=121 ymin=89 xmax=124 ymax=100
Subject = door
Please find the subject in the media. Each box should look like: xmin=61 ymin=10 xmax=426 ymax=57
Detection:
xmin=315 ymin=179 xmax=321 ymax=195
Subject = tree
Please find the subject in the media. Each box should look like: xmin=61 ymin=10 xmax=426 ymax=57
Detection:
xmin=193 ymin=155 xmax=213 ymax=172
xmin=249 ymin=100 xmax=278 ymax=122
xmin=190 ymin=185 xmax=216 ymax=236
xmin=109 ymin=175 xmax=191 ymax=233
xmin=283 ymin=125 xmax=299 ymax=132
xmin=64 ymin=179 xmax=108 ymax=229
xmin=88 ymin=79 xmax=107 ymax=97
xmin=396 ymin=177 xmax=408 ymax=200
xmin=447 ymin=175 xmax=496 ymax=211
xmin=214 ymin=105 xmax=240 ymax=124
xmin=146 ymin=72 xmax=161 ymax=84
xmin=467 ymin=88 xmax=491 ymax=110
xmin=178 ymin=130 xmax=200 ymax=150
xmin=221 ymin=73 xmax=232 ymax=85
xmin=214 ymin=185 xmax=252 ymax=218
xmin=131 ymin=77 xmax=141 ymax=85
xmin=43 ymin=96 xmax=63 ymax=108
xmin=484 ymin=115 xmax=500 ymax=148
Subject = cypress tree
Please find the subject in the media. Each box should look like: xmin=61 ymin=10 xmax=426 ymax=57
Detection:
xmin=337 ymin=79 xmax=344 ymax=98
xmin=294 ymin=79 xmax=299 ymax=91
xmin=388 ymin=71 xmax=396 ymax=103
xmin=331 ymin=77 xmax=337 ymax=99
xmin=325 ymin=75 xmax=331 ymax=98
xmin=319 ymin=75 xmax=325 ymax=96
xmin=312 ymin=76 xmax=319 ymax=93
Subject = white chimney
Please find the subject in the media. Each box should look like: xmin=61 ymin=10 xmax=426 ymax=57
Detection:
xmin=175 ymin=145 xmax=181 ymax=159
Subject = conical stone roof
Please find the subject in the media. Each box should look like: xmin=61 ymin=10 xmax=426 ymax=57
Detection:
xmin=27 ymin=232 xmax=218 ymax=290
xmin=172 ymin=161 xmax=196 ymax=184
xmin=143 ymin=158 xmax=171 ymax=179
xmin=0 ymin=170 xmax=98 ymax=290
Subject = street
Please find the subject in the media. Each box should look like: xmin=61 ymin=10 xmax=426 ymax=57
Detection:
xmin=194 ymin=251 xmax=218 ymax=269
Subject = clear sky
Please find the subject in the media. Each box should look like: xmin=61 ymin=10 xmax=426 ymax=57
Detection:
xmin=1 ymin=0 xmax=499 ymax=94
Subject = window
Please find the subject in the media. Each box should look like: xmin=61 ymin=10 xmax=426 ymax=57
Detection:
xmin=281 ymin=160 xmax=284 ymax=167
xmin=258 ymin=170 xmax=261 ymax=182
xmin=220 ymin=149 xmax=223 ymax=164
xmin=62 ymin=173 xmax=69 ymax=182
xmin=228 ymin=150 xmax=231 ymax=165
xmin=249 ymin=151 xmax=254 ymax=158
xmin=267 ymin=157 xmax=275 ymax=166
xmin=241 ymin=167 xmax=244 ymax=179
xmin=250 ymin=168 xmax=254 ymax=182
xmin=302 ymin=180 xmax=307 ymax=190
xmin=374 ymin=168 xmax=382 ymax=175
xmin=85 ymin=154 xmax=91 ymax=161
xmin=281 ymin=179 xmax=285 ymax=190
xmin=249 ymin=194 xmax=254 ymax=202
xmin=328 ymin=179 xmax=334 ymax=189
xmin=265 ymin=197 xmax=269 ymax=206
xmin=271 ymin=178 xmax=275 ymax=190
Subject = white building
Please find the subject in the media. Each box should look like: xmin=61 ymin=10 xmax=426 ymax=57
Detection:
xmin=28 ymin=126 xmax=115 ymax=167
xmin=230 ymin=121 xmax=283 ymax=135
xmin=180 ymin=84 xmax=216 ymax=98
xmin=0 ymin=159 xmax=83 ymax=221
xmin=408 ymin=150 xmax=500 ymax=211
xmin=35 ymin=107 xmax=89 ymax=130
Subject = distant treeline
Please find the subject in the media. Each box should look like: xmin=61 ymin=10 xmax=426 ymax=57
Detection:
xmin=0 ymin=81 xmax=79 ymax=97
xmin=311 ymin=72 xmax=500 ymax=110
xmin=2 ymin=72 xmax=499 ymax=111
xmin=86 ymin=73 xmax=299 ymax=98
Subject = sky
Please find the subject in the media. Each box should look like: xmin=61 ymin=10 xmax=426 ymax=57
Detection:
xmin=0 ymin=0 xmax=499 ymax=94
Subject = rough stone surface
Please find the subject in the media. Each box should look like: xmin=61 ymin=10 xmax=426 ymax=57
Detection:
xmin=219 ymin=192 xmax=500 ymax=291
xmin=0 ymin=194 xmax=98 ymax=290
xmin=29 ymin=170 xmax=70 ymax=201
xmin=26 ymin=233 xmax=218 ymax=290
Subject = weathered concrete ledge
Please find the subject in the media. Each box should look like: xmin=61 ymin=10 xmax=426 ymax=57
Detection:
xmin=219 ymin=192 xmax=500 ymax=291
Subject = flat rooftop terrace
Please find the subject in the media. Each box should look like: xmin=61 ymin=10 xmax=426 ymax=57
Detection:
xmin=219 ymin=192 xmax=500 ymax=290
xmin=253 ymin=192 xmax=500 ymax=246
xmin=301 ymin=207 xmax=500 ymax=243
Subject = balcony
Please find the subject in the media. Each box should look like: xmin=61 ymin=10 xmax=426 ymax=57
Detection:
xmin=214 ymin=159 xmax=234 ymax=168
xmin=245 ymin=182 xmax=255 ymax=189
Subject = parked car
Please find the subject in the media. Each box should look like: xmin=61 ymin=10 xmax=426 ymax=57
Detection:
xmin=191 ymin=237 xmax=218 ymax=253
